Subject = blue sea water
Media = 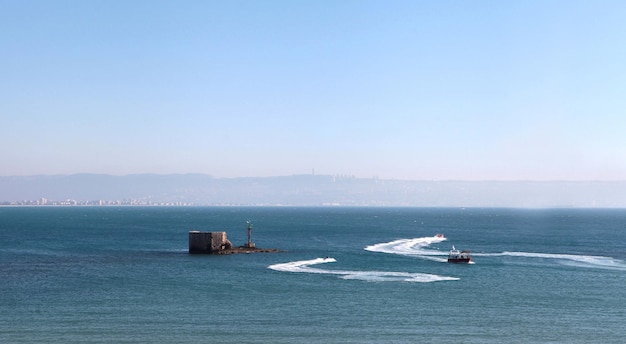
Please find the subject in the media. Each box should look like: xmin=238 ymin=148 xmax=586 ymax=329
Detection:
xmin=1 ymin=207 xmax=625 ymax=343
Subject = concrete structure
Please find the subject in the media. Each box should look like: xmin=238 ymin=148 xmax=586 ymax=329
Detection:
xmin=244 ymin=221 xmax=255 ymax=248
xmin=188 ymin=231 xmax=233 ymax=254
xmin=188 ymin=224 xmax=279 ymax=254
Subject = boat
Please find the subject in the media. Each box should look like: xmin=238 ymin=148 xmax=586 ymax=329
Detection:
xmin=447 ymin=245 xmax=472 ymax=263
xmin=435 ymin=233 xmax=445 ymax=238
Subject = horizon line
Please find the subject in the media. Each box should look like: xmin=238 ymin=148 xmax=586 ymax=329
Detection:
xmin=1 ymin=173 xmax=625 ymax=183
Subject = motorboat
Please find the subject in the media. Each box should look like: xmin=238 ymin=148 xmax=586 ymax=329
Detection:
xmin=447 ymin=245 xmax=471 ymax=263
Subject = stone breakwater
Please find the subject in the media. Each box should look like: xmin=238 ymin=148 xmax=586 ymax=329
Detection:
xmin=213 ymin=246 xmax=281 ymax=255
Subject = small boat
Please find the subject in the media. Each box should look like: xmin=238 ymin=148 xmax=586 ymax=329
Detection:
xmin=435 ymin=233 xmax=445 ymax=238
xmin=447 ymin=245 xmax=471 ymax=263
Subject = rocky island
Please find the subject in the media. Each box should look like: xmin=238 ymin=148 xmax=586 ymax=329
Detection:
xmin=188 ymin=222 xmax=279 ymax=254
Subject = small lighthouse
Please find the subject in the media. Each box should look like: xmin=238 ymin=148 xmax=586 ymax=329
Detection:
xmin=245 ymin=221 xmax=255 ymax=248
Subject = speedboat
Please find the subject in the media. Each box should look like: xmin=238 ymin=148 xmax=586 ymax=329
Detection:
xmin=435 ymin=233 xmax=445 ymax=238
xmin=447 ymin=245 xmax=471 ymax=263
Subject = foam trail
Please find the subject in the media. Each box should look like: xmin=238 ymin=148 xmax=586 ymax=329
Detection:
xmin=478 ymin=251 xmax=626 ymax=271
xmin=365 ymin=235 xmax=626 ymax=271
xmin=268 ymin=257 xmax=339 ymax=274
xmin=268 ymin=258 xmax=459 ymax=283
xmin=365 ymin=235 xmax=448 ymax=262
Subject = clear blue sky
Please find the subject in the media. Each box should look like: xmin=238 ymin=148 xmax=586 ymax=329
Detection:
xmin=1 ymin=0 xmax=625 ymax=180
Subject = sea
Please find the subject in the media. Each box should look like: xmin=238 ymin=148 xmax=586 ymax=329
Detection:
xmin=1 ymin=207 xmax=625 ymax=343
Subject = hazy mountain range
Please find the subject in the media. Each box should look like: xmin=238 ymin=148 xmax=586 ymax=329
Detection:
xmin=2 ymin=174 xmax=625 ymax=207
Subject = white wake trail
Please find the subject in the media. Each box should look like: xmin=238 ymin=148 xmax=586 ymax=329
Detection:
xmin=478 ymin=251 xmax=626 ymax=271
xmin=364 ymin=235 xmax=626 ymax=271
xmin=365 ymin=235 xmax=448 ymax=262
xmin=268 ymin=258 xmax=459 ymax=283
xmin=268 ymin=257 xmax=340 ymax=274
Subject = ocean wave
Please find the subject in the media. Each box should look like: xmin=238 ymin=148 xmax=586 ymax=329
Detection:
xmin=268 ymin=258 xmax=459 ymax=283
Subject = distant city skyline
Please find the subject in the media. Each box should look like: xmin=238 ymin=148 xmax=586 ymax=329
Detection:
xmin=2 ymin=1 xmax=625 ymax=181
xmin=2 ymin=174 xmax=626 ymax=208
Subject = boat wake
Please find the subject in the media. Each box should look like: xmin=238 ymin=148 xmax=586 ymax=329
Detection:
xmin=364 ymin=235 xmax=448 ymax=262
xmin=478 ymin=251 xmax=626 ymax=271
xmin=268 ymin=258 xmax=459 ymax=283
xmin=364 ymin=235 xmax=625 ymax=271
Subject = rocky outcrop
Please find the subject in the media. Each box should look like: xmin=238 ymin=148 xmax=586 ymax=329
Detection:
xmin=188 ymin=231 xmax=279 ymax=254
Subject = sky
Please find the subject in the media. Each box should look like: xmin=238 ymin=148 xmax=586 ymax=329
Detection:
xmin=1 ymin=0 xmax=625 ymax=180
